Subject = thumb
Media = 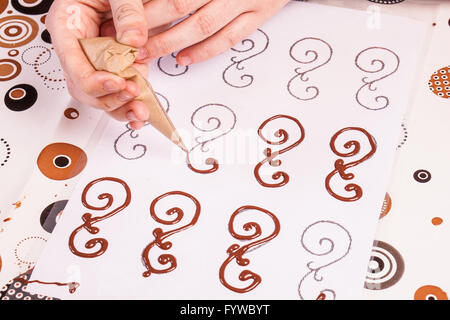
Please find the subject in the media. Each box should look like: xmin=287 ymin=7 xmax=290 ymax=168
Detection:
xmin=109 ymin=0 xmax=148 ymax=47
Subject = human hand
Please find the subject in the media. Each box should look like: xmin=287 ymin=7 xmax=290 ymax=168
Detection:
xmin=46 ymin=0 xmax=151 ymax=130
xmin=140 ymin=0 xmax=290 ymax=65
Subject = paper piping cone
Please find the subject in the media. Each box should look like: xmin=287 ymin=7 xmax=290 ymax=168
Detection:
xmin=79 ymin=37 xmax=186 ymax=151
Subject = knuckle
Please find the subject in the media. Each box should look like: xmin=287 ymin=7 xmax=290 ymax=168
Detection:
xmin=171 ymin=0 xmax=193 ymax=16
xmin=150 ymin=37 xmax=172 ymax=56
xmin=114 ymin=3 xmax=141 ymax=22
xmin=196 ymin=13 xmax=215 ymax=37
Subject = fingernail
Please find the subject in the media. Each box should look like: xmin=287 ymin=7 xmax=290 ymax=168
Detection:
xmin=178 ymin=56 xmax=191 ymax=66
xmin=126 ymin=111 xmax=138 ymax=121
xmin=118 ymin=91 xmax=133 ymax=102
xmin=103 ymin=80 xmax=120 ymax=93
xmin=119 ymin=29 xmax=142 ymax=45
xmin=136 ymin=47 xmax=149 ymax=60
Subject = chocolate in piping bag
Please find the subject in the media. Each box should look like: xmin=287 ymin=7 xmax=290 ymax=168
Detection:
xmin=79 ymin=37 xmax=186 ymax=151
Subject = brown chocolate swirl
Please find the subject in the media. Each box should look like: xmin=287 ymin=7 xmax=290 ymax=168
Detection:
xmin=68 ymin=177 xmax=131 ymax=258
xmin=219 ymin=205 xmax=280 ymax=293
xmin=254 ymin=115 xmax=305 ymax=188
xmin=325 ymin=127 xmax=377 ymax=202
xmin=142 ymin=191 xmax=201 ymax=277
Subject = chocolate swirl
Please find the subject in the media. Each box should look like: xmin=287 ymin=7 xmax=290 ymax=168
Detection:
xmin=186 ymin=103 xmax=237 ymax=174
xmin=68 ymin=177 xmax=131 ymax=258
xmin=298 ymin=220 xmax=352 ymax=300
xmin=142 ymin=191 xmax=201 ymax=277
xmin=325 ymin=127 xmax=377 ymax=202
xmin=219 ymin=205 xmax=280 ymax=293
xmin=113 ymin=92 xmax=169 ymax=160
xmin=157 ymin=52 xmax=189 ymax=76
xmin=355 ymin=47 xmax=400 ymax=110
xmin=254 ymin=115 xmax=305 ymax=188
xmin=222 ymin=29 xmax=269 ymax=88
xmin=287 ymin=37 xmax=333 ymax=101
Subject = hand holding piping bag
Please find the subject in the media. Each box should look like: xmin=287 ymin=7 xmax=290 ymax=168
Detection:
xmin=46 ymin=0 xmax=290 ymax=130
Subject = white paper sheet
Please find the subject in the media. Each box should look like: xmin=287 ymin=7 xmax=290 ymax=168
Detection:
xmin=28 ymin=2 xmax=425 ymax=300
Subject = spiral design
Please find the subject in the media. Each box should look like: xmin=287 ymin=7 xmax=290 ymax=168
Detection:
xmin=325 ymin=127 xmax=377 ymax=202
xmin=68 ymin=177 xmax=131 ymax=258
xmin=219 ymin=205 xmax=280 ymax=293
xmin=254 ymin=115 xmax=305 ymax=188
xmin=142 ymin=191 xmax=201 ymax=277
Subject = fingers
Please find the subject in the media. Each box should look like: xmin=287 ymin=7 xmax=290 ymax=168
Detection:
xmin=109 ymin=0 xmax=148 ymax=47
xmin=108 ymin=100 xmax=150 ymax=123
xmin=46 ymin=2 xmax=126 ymax=98
xmin=143 ymin=0 xmax=211 ymax=30
xmin=98 ymin=81 xmax=140 ymax=111
xmin=177 ymin=12 xmax=260 ymax=65
xmin=144 ymin=0 xmax=246 ymax=60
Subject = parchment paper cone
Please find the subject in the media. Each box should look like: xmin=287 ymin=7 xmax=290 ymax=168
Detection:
xmin=79 ymin=37 xmax=186 ymax=151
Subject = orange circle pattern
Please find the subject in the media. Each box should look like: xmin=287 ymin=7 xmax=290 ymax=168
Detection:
xmin=37 ymin=143 xmax=88 ymax=180
xmin=414 ymin=285 xmax=448 ymax=300
xmin=0 ymin=15 xmax=39 ymax=48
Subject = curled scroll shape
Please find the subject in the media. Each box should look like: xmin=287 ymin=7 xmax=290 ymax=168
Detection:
xmin=157 ymin=52 xmax=189 ymax=76
xmin=142 ymin=191 xmax=201 ymax=277
xmin=186 ymin=103 xmax=237 ymax=174
xmin=298 ymin=220 xmax=352 ymax=300
xmin=325 ymin=127 xmax=377 ymax=202
xmin=287 ymin=37 xmax=333 ymax=101
xmin=68 ymin=177 xmax=131 ymax=258
xmin=113 ymin=92 xmax=169 ymax=160
xmin=254 ymin=115 xmax=305 ymax=188
xmin=219 ymin=205 xmax=280 ymax=293
xmin=355 ymin=47 xmax=400 ymax=110
xmin=222 ymin=29 xmax=269 ymax=88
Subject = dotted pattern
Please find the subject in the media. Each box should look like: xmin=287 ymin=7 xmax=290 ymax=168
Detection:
xmin=14 ymin=236 xmax=47 ymax=268
xmin=21 ymin=46 xmax=51 ymax=66
xmin=428 ymin=66 xmax=450 ymax=99
xmin=0 ymin=270 xmax=57 ymax=300
xmin=1 ymin=138 xmax=11 ymax=167
xmin=397 ymin=122 xmax=408 ymax=149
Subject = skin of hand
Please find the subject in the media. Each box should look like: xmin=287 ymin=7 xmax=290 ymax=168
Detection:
xmin=140 ymin=0 xmax=291 ymax=65
xmin=47 ymin=0 xmax=290 ymax=130
xmin=46 ymin=0 xmax=152 ymax=130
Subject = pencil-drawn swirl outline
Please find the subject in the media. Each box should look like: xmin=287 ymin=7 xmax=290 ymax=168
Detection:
xmin=355 ymin=47 xmax=400 ymax=110
xmin=68 ymin=177 xmax=131 ymax=258
xmin=219 ymin=205 xmax=280 ymax=293
xmin=113 ymin=92 xmax=169 ymax=160
xmin=325 ymin=127 xmax=377 ymax=202
xmin=141 ymin=191 xmax=201 ymax=277
xmin=287 ymin=37 xmax=333 ymax=101
xmin=222 ymin=29 xmax=269 ymax=88
xmin=298 ymin=220 xmax=352 ymax=300
xmin=254 ymin=115 xmax=305 ymax=188
xmin=186 ymin=103 xmax=237 ymax=174
xmin=157 ymin=52 xmax=189 ymax=76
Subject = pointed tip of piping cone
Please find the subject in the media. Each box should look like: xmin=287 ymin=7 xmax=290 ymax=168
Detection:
xmin=173 ymin=135 xmax=188 ymax=153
